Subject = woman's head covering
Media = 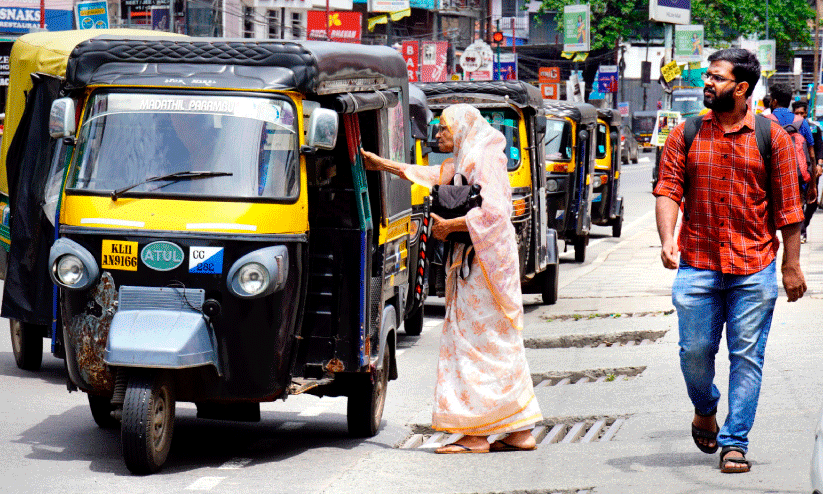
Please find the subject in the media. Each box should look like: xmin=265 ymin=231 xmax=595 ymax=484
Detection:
xmin=440 ymin=104 xmax=506 ymax=179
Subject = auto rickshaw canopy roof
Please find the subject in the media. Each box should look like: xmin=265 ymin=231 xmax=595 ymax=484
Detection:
xmin=596 ymin=107 xmax=622 ymax=127
xmin=543 ymin=101 xmax=598 ymax=125
xmin=418 ymin=81 xmax=543 ymax=110
xmin=65 ymin=37 xmax=407 ymax=95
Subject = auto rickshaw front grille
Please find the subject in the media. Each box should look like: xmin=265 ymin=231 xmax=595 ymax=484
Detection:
xmin=118 ymin=286 xmax=205 ymax=312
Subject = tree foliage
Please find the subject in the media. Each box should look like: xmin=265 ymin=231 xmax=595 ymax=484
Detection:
xmin=534 ymin=0 xmax=813 ymax=59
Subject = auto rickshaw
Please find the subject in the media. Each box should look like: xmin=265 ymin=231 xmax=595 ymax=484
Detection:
xmin=418 ymin=81 xmax=560 ymax=304
xmin=543 ymin=101 xmax=598 ymax=262
xmin=632 ymin=110 xmax=657 ymax=152
xmin=0 ymin=29 xmax=184 ymax=371
xmin=593 ymin=108 xmax=625 ymax=238
xmin=14 ymin=32 xmax=419 ymax=474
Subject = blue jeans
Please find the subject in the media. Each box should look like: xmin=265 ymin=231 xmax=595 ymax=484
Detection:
xmin=672 ymin=260 xmax=778 ymax=453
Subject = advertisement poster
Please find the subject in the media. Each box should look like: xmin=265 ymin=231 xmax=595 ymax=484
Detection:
xmin=460 ymin=40 xmax=493 ymax=81
xmin=76 ymin=0 xmax=108 ymax=29
xmin=618 ymin=102 xmax=630 ymax=117
xmin=401 ymin=40 xmax=419 ymax=82
xmin=649 ymin=0 xmax=691 ymax=24
xmin=367 ymin=0 xmax=409 ymax=12
xmin=306 ymin=11 xmax=362 ymax=43
xmin=539 ymin=66 xmax=560 ymax=84
xmin=563 ymin=4 xmax=590 ymax=53
xmin=597 ymin=65 xmax=618 ymax=93
xmin=541 ymin=83 xmax=558 ymax=100
xmin=494 ymin=53 xmax=517 ymax=81
xmin=758 ymin=40 xmax=776 ymax=71
xmin=420 ymin=41 xmax=448 ymax=82
xmin=651 ymin=110 xmax=682 ymax=146
xmin=674 ymin=24 xmax=703 ymax=62
xmin=151 ymin=6 xmax=169 ymax=31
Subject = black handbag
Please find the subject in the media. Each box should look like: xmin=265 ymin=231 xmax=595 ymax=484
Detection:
xmin=430 ymin=182 xmax=482 ymax=245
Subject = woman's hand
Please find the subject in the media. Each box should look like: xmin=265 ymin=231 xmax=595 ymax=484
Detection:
xmin=360 ymin=148 xmax=382 ymax=171
xmin=430 ymin=213 xmax=451 ymax=241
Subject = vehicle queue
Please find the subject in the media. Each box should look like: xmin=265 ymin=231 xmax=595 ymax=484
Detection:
xmin=0 ymin=30 xmax=630 ymax=474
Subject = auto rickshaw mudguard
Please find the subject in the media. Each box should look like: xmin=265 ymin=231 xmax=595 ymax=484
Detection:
xmin=547 ymin=228 xmax=559 ymax=265
xmin=105 ymin=309 xmax=221 ymax=374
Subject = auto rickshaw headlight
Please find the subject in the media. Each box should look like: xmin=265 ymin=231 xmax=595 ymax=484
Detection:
xmin=227 ymin=246 xmax=289 ymax=299
xmin=48 ymin=238 xmax=99 ymax=291
xmin=547 ymin=179 xmax=558 ymax=192
xmin=237 ymin=263 xmax=269 ymax=296
xmin=57 ymin=255 xmax=85 ymax=286
xmin=592 ymin=175 xmax=602 ymax=188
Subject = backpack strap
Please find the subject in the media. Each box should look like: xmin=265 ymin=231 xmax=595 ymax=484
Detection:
xmin=683 ymin=115 xmax=703 ymax=155
xmin=753 ymin=113 xmax=772 ymax=168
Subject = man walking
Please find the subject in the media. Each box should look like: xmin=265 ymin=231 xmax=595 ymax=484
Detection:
xmin=654 ymin=49 xmax=806 ymax=473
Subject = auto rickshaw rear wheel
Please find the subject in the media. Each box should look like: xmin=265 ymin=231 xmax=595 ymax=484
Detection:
xmin=404 ymin=306 xmax=424 ymax=336
xmin=612 ymin=205 xmax=624 ymax=238
xmin=540 ymin=263 xmax=559 ymax=305
xmin=121 ymin=371 xmax=175 ymax=474
xmin=347 ymin=339 xmax=391 ymax=438
xmin=10 ymin=319 xmax=44 ymax=371
xmin=573 ymin=236 xmax=587 ymax=263
xmin=89 ymin=394 xmax=120 ymax=429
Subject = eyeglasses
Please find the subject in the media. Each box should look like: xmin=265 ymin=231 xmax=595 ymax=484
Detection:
xmin=702 ymin=72 xmax=737 ymax=84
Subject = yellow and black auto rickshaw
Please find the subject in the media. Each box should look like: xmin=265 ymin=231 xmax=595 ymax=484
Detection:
xmin=418 ymin=81 xmax=560 ymax=304
xmin=592 ymin=108 xmax=625 ymax=238
xmin=7 ymin=31 xmax=423 ymax=474
xmin=544 ymin=101 xmax=598 ymax=262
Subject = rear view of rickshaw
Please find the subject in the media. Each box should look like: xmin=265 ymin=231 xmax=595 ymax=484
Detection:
xmin=419 ymin=81 xmax=560 ymax=304
xmin=39 ymin=34 xmax=416 ymax=473
xmin=543 ymin=102 xmax=597 ymax=262
xmin=592 ymin=108 xmax=625 ymax=238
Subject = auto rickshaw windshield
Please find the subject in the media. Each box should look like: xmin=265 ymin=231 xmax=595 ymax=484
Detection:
xmin=69 ymin=92 xmax=299 ymax=200
xmin=427 ymin=108 xmax=522 ymax=170
xmin=545 ymin=118 xmax=573 ymax=162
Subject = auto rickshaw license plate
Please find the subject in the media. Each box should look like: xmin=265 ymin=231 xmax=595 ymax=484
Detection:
xmin=101 ymin=240 xmax=138 ymax=271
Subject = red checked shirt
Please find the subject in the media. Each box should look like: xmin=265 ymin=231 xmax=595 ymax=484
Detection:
xmin=654 ymin=109 xmax=804 ymax=275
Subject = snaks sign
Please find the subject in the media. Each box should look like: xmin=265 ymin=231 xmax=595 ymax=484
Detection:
xmin=141 ymin=241 xmax=185 ymax=271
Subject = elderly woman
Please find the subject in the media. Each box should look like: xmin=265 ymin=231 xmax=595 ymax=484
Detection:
xmin=361 ymin=104 xmax=542 ymax=454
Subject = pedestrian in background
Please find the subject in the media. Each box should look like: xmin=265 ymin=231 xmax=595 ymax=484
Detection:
xmin=360 ymin=104 xmax=542 ymax=454
xmin=654 ymin=48 xmax=806 ymax=474
xmin=792 ymin=99 xmax=823 ymax=243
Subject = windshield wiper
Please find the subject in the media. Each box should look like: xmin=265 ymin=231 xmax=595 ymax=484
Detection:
xmin=111 ymin=171 xmax=233 ymax=201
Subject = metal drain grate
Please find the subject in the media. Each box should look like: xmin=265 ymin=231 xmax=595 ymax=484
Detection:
xmin=400 ymin=417 xmax=626 ymax=450
xmin=532 ymin=367 xmax=645 ymax=387
xmin=525 ymin=330 xmax=667 ymax=349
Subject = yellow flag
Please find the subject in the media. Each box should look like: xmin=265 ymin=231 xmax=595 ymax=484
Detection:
xmin=390 ymin=8 xmax=411 ymax=21
xmin=367 ymin=14 xmax=388 ymax=32
xmin=763 ymin=69 xmax=777 ymax=78
xmin=572 ymin=52 xmax=589 ymax=62
xmin=561 ymin=51 xmax=574 ymax=59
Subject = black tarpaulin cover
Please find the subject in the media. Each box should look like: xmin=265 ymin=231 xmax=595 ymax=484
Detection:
xmin=1 ymin=73 xmax=61 ymax=325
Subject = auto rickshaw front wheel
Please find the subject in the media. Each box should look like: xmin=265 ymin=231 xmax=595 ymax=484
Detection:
xmin=612 ymin=205 xmax=624 ymax=238
xmin=121 ymin=371 xmax=175 ymax=474
xmin=10 ymin=319 xmax=45 ymax=371
xmin=574 ymin=236 xmax=587 ymax=263
xmin=540 ymin=263 xmax=559 ymax=305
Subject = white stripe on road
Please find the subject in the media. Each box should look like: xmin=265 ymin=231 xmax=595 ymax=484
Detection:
xmin=186 ymin=477 xmax=226 ymax=490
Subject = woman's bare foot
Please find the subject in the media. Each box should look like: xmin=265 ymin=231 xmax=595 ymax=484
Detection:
xmin=435 ymin=435 xmax=489 ymax=454
xmin=490 ymin=430 xmax=537 ymax=451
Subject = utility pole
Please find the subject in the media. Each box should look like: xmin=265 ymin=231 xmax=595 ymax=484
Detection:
xmin=815 ymin=0 xmax=821 ymax=108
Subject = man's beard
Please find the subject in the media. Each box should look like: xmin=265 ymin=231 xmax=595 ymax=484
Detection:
xmin=704 ymin=85 xmax=736 ymax=112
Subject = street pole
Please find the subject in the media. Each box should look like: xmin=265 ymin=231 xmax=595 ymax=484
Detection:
xmin=815 ymin=0 xmax=821 ymax=107
xmin=326 ymin=0 xmax=330 ymax=40
xmin=40 ymin=0 xmax=44 ymax=28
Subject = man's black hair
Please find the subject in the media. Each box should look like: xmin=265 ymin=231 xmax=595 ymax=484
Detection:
xmin=763 ymin=95 xmax=771 ymax=105
xmin=707 ymin=48 xmax=760 ymax=97
xmin=792 ymin=99 xmax=809 ymax=111
xmin=770 ymin=83 xmax=794 ymax=109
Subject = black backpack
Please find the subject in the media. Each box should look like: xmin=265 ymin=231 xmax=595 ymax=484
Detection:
xmin=683 ymin=114 xmax=772 ymax=167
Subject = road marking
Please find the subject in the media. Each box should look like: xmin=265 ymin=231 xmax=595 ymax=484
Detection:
xmin=218 ymin=458 xmax=252 ymax=470
xmin=186 ymin=477 xmax=226 ymax=490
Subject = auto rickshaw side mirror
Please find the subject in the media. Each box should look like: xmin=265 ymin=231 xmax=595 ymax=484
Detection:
xmin=49 ymin=98 xmax=76 ymax=138
xmin=306 ymin=108 xmax=339 ymax=150
xmin=578 ymin=129 xmax=589 ymax=142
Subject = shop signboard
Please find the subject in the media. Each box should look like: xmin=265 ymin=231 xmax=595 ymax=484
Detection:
xmin=649 ymin=0 xmax=690 ymax=25
xmin=76 ymin=0 xmax=109 ymax=29
xmin=306 ymin=11 xmax=362 ymax=42
xmin=420 ymin=41 xmax=448 ymax=82
xmin=674 ymin=24 xmax=703 ymax=63
xmin=401 ymin=40 xmax=419 ymax=82
xmin=758 ymin=40 xmax=776 ymax=71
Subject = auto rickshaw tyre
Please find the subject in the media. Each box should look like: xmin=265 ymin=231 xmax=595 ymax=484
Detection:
xmin=88 ymin=394 xmax=120 ymax=429
xmin=540 ymin=263 xmax=559 ymax=305
xmin=573 ymin=236 xmax=586 ymax=263
xmin=347 ymin=322 xmax=392 ymax=438
xmin=404 ymin=305 xmax=424 ymax=336
xmin=121 ymin=371 xmax=175 ymax=474
xmin=612 ymin=206 xmax=624 ymax=238
xmin=10 ymin=320 xmax=44 ymax=371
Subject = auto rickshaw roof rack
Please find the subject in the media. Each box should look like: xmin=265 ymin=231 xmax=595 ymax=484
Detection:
xmin=596 ymin=107 xmax=622 ymax=126
xmin=64 ymin=36 xmax=407 ymax=95
xmin=543 ymin=101 xmax=598 ymax=125
xmin=418 ymin=81 xmax=543 ymax=110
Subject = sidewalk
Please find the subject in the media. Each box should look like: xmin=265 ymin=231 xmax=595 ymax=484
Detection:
xmin=325 ymin=211 xmax=823 ymax=494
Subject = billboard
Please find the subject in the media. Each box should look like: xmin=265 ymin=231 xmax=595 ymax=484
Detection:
xmin=758 ymin=40 xmax=776 ymax=71
xmin=563 ymin=4 xmax=589 ymax=53
xmin=649 ymin=0 xmax=690 ymax=24
xmin=0 ymin=7 xmax=73 ymax=32
xmin=401 ymin=40 xmax=418 ymax=82
xmin=76 ymin=0 xmax=108 ymax=29
xmin=494 ymin=52 xmax=517 ymax=81
xmin=420 ymin=41 xmax=448 ymax=82
xmin=306 ymin=11 xmax=362 ymax=43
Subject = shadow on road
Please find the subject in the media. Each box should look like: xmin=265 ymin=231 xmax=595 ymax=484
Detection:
xmin=0 ymin=351 xmax=67 ymax=386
